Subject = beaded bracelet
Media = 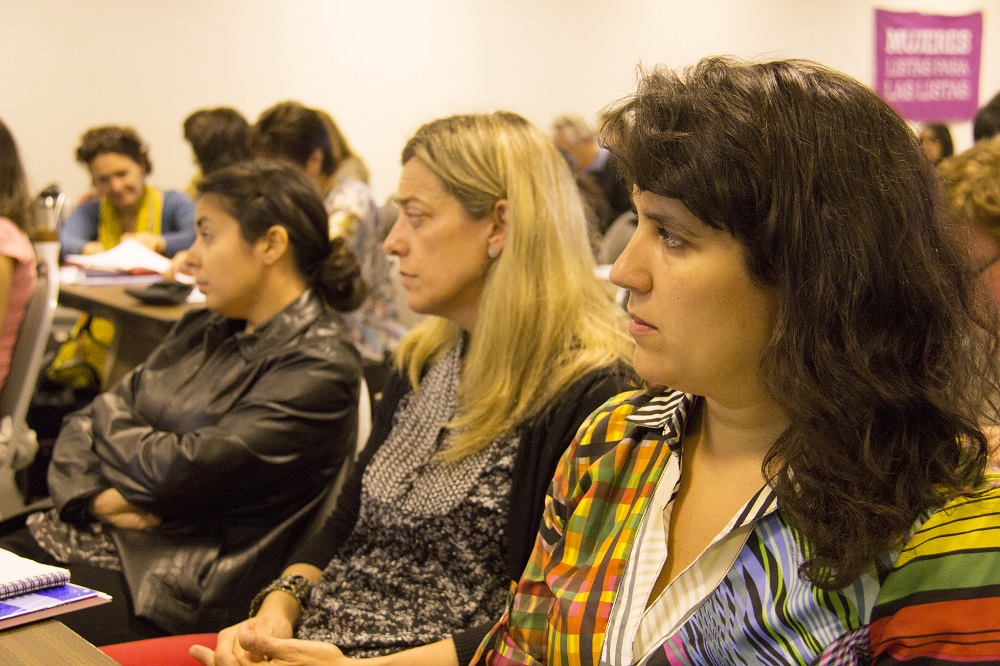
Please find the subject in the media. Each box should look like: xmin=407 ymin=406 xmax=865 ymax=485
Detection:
xmin=248 ymin=574 xmax=314 ymax=618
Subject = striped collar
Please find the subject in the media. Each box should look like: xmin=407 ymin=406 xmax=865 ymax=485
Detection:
xmin=625 ymin=390 xmax=692 ymax=452
xmin=625 ymin=388 xmax=778 ymax=524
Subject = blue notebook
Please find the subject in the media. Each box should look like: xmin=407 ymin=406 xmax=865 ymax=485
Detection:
xmin=0 ymin=583 xmax=111 ymax=631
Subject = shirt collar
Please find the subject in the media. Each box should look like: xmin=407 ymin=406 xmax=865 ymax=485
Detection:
xmin=626 ymin=389 xmax=778 ymax=525
xmin=626 ymin=390 xmax=694 ymax=452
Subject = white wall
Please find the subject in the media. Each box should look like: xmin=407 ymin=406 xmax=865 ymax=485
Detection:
xmin=0 ymin=0 xmax=994 ymax=205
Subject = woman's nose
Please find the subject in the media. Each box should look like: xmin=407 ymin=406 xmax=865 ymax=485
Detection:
xmin=185 ymin=239 xmax=203 ymax=268
xmin=382 ymin=214 xmax=406 ymax=257
xmin=609 ymin=227 xmax=652 ymax=296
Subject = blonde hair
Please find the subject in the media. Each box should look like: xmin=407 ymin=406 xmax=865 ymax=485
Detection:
xmin=938 ymin=135 xmax=1000 ymax=242
xmin=395 ymin=112 xmax=632 ymax=460
xmin=552 ymin=114 xmax=596 ymax=145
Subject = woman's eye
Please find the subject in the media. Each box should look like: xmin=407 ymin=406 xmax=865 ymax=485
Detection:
xmin=657 ymin=227 xmax=685 ymax=249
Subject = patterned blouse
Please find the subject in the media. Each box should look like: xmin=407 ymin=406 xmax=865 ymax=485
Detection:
xmin=478 ymin=389 xmax=1000 ymax=665
xmin=325 ymin=178 xmax=406 ymax=362
xmin=297 ymin=341 xmax=518 ymax=656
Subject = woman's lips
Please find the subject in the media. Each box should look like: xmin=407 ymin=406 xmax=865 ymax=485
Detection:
xmin=627 ymin=312 xmax=656 ymax=336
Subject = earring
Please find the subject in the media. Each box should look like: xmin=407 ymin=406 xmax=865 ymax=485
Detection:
xmin=487 ymin=245 xmax=499 ymax=259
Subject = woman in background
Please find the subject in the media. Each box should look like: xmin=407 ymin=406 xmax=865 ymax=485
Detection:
xmin=920 ymin=121 xmax=954 ymax=164
xmin=938 ymin=135 xmax=1000 ymax=306
xmin=0 ymin=118 xmax=37 ymax=393
xmin=182 ymin=107 xmax=252 ymax=197
xmin=252 ymin=101 xmax=405 ymax=379
xmin=1 ymin=160 xmax=364 ymax=646
xmin=316 ymin=108 xmax=370 ymax=185
xmin=61 ymin=125 xmax=195 ymax=257
xmin=482 ymin=58 xmax=1000 ymax=665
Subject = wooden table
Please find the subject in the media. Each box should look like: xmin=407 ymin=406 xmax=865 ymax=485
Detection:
xmin=58 ymin=283 xmax=202 ymax=387
xmin=0 ymin=620 xmax=117 ymax=665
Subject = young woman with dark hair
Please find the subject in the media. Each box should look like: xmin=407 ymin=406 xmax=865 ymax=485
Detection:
xmin=251 ymin=102 xmax=405 ymax=368
xmin=482 ymin=57 xmax=1000 ymax=665
xmin=0 ymin=160 xmax=365 ymax=646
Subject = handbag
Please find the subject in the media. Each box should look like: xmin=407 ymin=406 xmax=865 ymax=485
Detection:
xmin=44 ymin=314 xmax=113 ymax=391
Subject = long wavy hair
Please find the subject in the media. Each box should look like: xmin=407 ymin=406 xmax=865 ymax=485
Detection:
xmin=0 ymin=118 xmax=34 ymax=232
xmin=396 ymin=112 xmax=632 ymax=461
xmin=603 ymin=57 xmax=1000 ymax=588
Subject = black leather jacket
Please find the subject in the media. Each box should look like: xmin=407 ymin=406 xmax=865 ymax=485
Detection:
xmin=47 ymin=290 xmax=361 ymax=633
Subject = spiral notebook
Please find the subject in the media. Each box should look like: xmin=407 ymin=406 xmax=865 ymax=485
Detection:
xmin=0 ymin=549 xmax=70 ymax=600
xmin=0 ymin=550 xmax=111 ymax=631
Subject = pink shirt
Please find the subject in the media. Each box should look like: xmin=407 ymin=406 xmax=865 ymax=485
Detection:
xmin=0 ymin=218 xmax=37 ymax=394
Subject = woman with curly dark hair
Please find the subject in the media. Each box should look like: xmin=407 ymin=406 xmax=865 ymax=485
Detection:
xmin=481 ymin=57 xmax=1000 ymax=664
xmin=62 ymin=125 xmax=195 ymax=257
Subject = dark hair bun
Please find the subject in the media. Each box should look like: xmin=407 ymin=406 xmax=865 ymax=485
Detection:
xmin=320 ymin=236 xmax=366 ymax=312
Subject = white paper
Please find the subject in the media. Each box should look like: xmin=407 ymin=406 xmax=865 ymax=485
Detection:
xmin=64 ymin=239 xmax=172 ymax=275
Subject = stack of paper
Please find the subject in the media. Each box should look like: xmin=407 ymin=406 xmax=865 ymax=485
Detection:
xmin=64 ymin=239 xmax=173 ymax=276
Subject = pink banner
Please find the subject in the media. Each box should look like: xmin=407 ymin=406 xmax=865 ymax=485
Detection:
xmin=874 ymin=9 xmax=982 ymax=121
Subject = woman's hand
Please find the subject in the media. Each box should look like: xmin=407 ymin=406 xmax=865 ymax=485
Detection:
xmin=81 ymin=241 xmax=105 ymax=255
xmin=89 ymin=488 xmax=161 ymax=529
xmin=121 ymin=231 xmax=167 ymax=254
xmin=235 ymin=627 xmax=354 ymax=666
xmin=164 ymin=250 xmax=192 ymax=281
xmin=190 ymin=613 xmax=304 ymax=666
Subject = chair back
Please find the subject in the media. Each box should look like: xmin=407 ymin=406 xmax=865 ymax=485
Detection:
xmin=298 ymin=376 xmax=372 ymax=540
xmin=0 ymin=242 xmax=60 ymax=424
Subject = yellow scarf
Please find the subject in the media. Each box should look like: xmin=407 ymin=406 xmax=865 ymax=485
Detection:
xmin=97 ymin=186 xmax=164 ymax=250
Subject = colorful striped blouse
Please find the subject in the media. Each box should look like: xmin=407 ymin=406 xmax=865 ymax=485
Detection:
xmin=477 ymin=389 xmax=1000 ymax=665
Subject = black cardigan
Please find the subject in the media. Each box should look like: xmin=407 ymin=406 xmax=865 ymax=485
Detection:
xmin=291 ymin=364 xmax=633 ymax=664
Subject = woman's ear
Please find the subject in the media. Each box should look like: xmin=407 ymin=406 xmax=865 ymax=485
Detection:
xmin=259 ymin=225 xmax=290 ymax=265
xmin=305 ymin=148 xmax=325 ymax=179
xmin=487 ymin=199 xmax=510 ymax=257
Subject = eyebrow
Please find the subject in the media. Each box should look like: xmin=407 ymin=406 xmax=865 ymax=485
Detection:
xmin=195 ymin=216 xmax=210 ymax=229
xmin=642 ymin=208 xmax=702 ymax=237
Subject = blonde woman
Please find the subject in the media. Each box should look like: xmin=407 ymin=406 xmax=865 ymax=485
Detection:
xmin=112 ymin=111 xmax=632 ymax=665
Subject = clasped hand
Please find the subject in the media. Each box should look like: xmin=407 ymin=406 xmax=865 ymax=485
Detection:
xmin=190 ymin=616 xmax=356 ymax=666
